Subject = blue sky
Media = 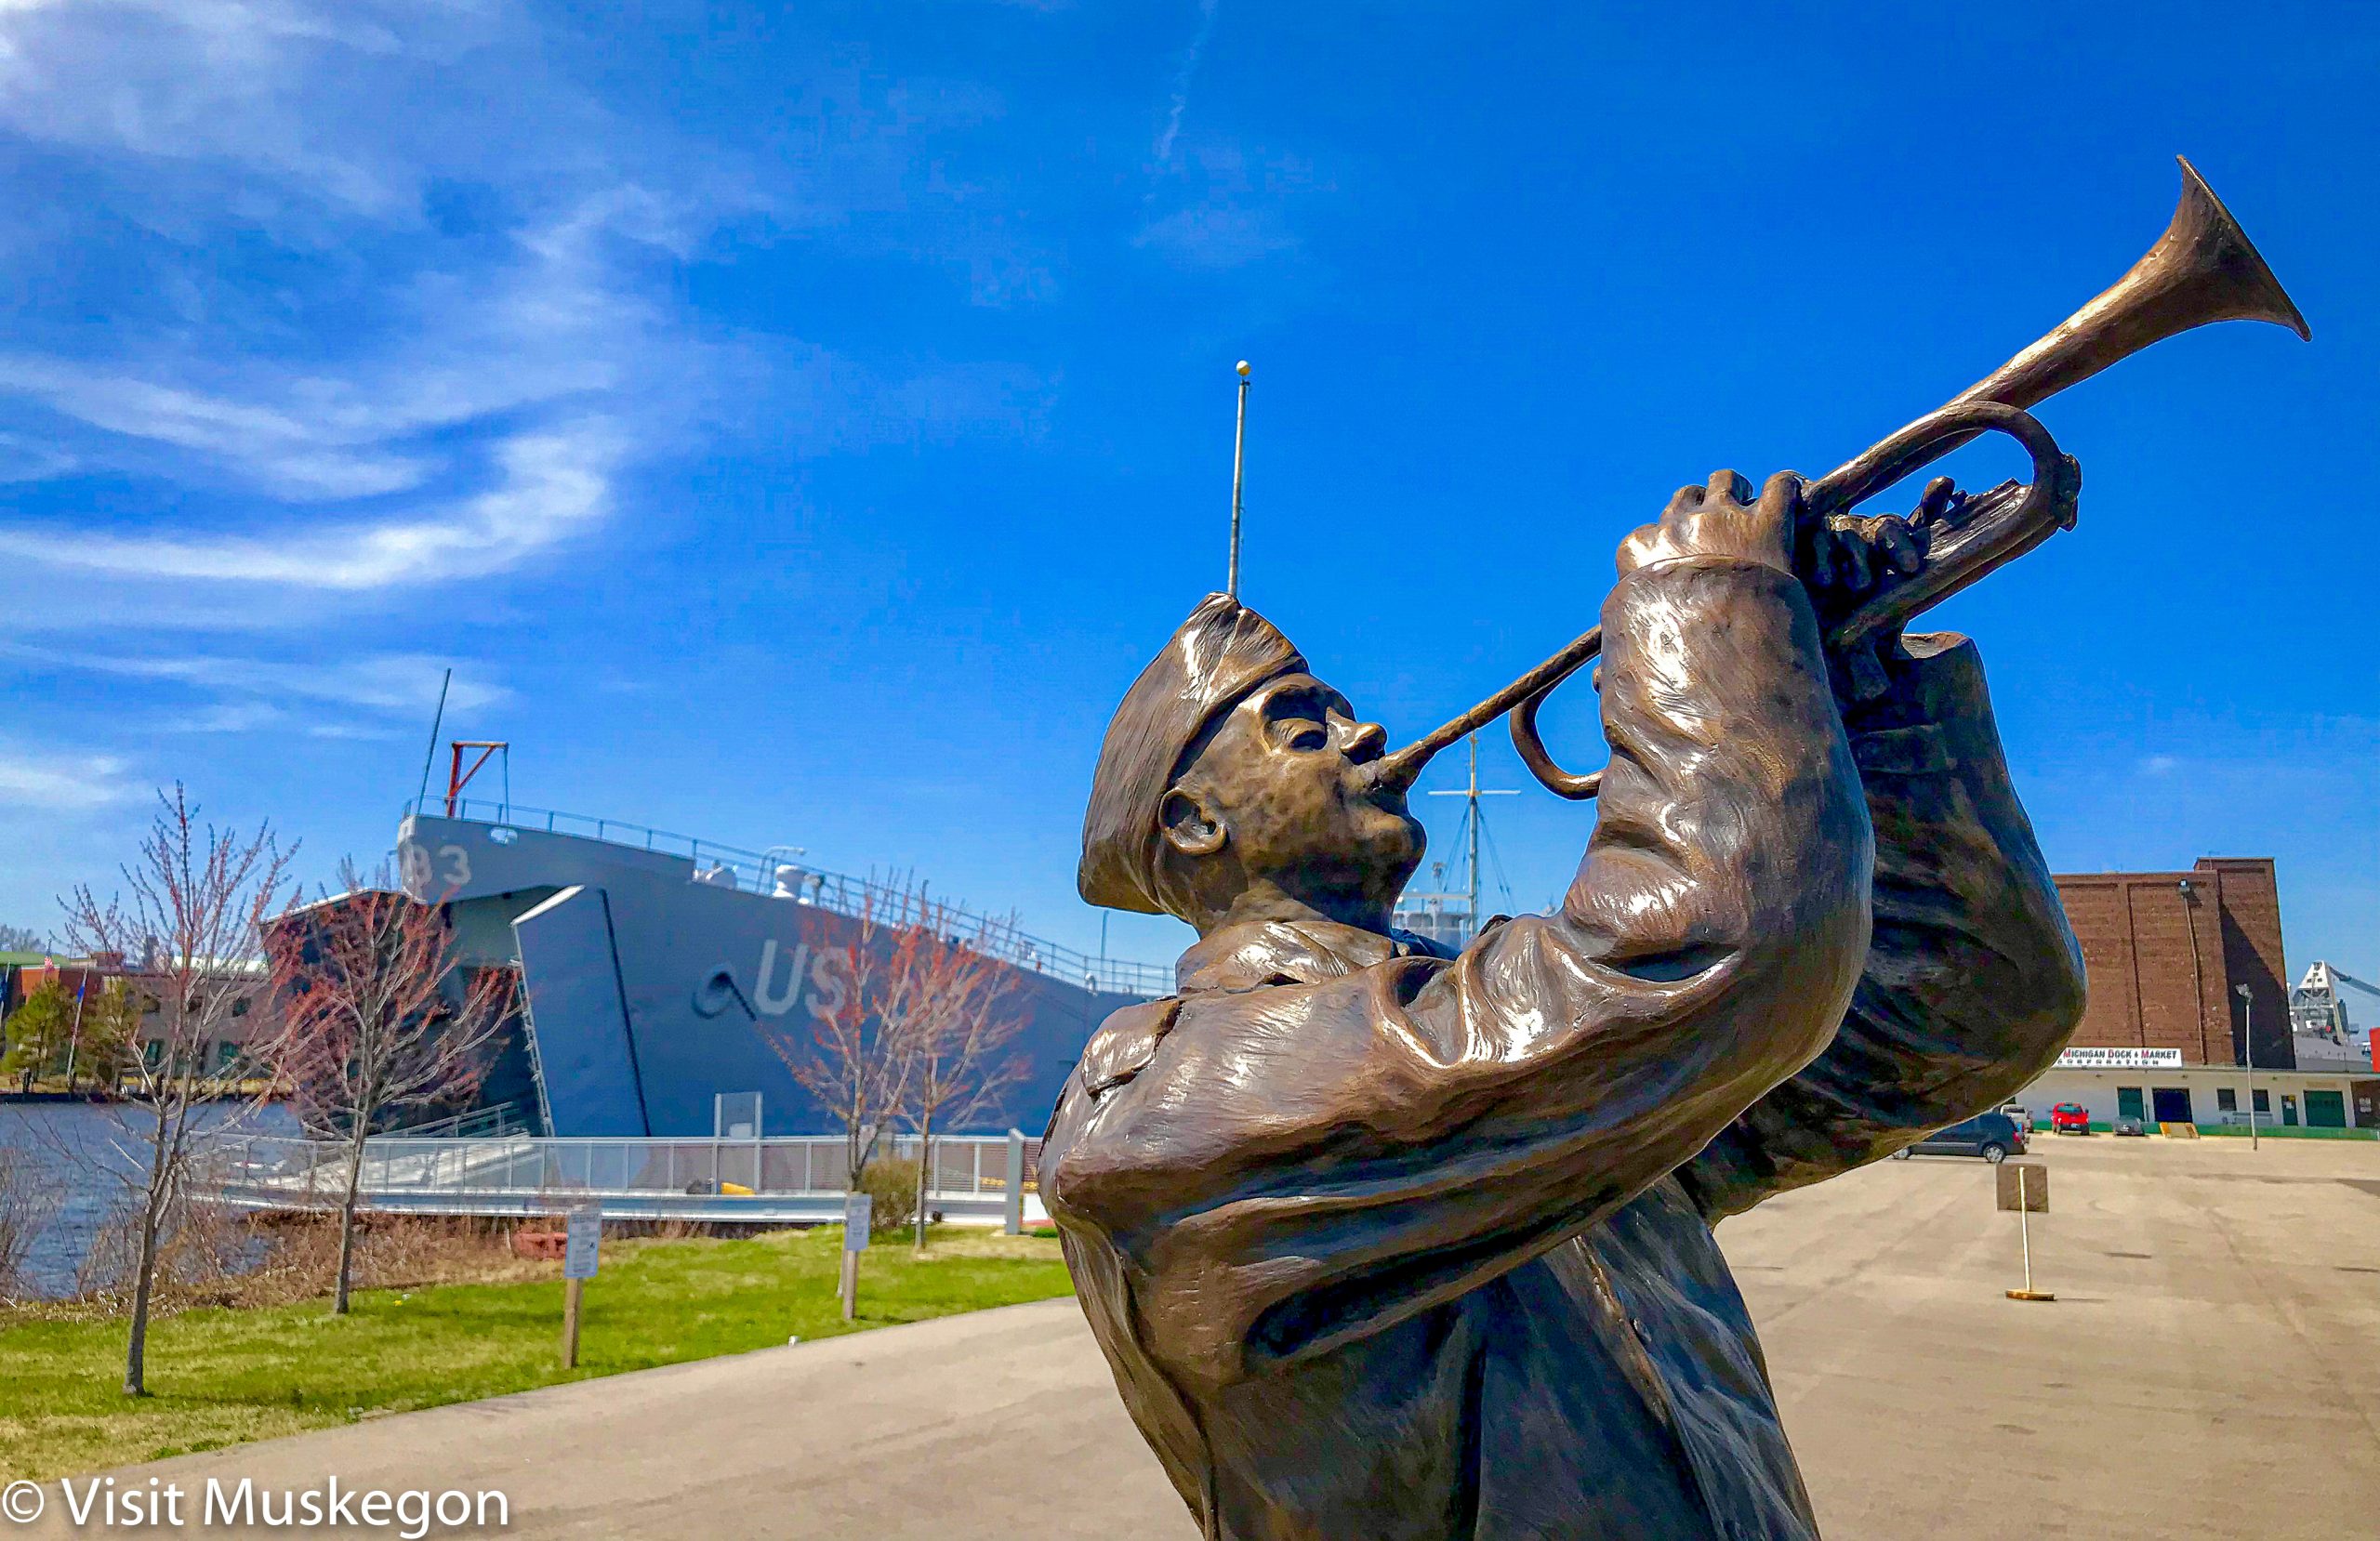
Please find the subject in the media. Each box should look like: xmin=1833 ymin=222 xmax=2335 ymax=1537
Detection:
xmin=0 ymin=1 xmax=2373 ymax=987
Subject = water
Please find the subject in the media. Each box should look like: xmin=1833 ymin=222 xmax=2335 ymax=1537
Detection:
xmin=0 ymin=1100 xmax=298 ymax=1299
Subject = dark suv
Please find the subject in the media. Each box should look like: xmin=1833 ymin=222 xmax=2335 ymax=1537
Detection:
xmin=1890 ymin=1112 xmax=2024 ymax=1165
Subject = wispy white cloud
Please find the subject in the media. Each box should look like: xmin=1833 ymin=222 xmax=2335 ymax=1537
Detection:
xmin=0 ymin=354 xmax=418 ymax=494
xmin=143 ymin=699 xmax=403 ymax=739
xmin=145 ymin=701 xmax=411 ymax=740
xmin=0 ymin=174 xmax=675 ymax=589
xmin=1135 ymin=145 xmax=1315 ymax=270
xmin=158 ymin=701 xmax=285 ymax=734
xmin=0 ymin=2 xmax=712 ymax=618
xmin=0 ymin=0 xmax=1078 ymax=920
xmin=0 ymin=642 xmax=505 ymax=713
xmin=1155 ymin=0 xmax=1220 ymax=165
xmin=1138 ymin=2 xmax=1324 ymax=273
xmin=0 ymin=306 xmax=631 ymax=506
xmin=0 ymin=431 xmax=76 ymax=483
xmin=0 ymin=355 xmax=432 ymax=501
xmin=0 ymin=0 xmax=540 ymax=221
xmin=0 ymin=744 xmax=137 ymax=810
xmin=0 ymin=4 xmax=1053 ymax=624
xmin=1134 ymin=204 xmax=1298 ymax=268
xmin=302 ymin=720 xmax=403 ymax=742
xmin=0 ymin=421 xmax=617 ymax=587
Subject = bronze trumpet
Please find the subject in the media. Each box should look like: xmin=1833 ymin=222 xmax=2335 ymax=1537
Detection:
xmin=1373 ymin=157 xmax=2309 ymax=801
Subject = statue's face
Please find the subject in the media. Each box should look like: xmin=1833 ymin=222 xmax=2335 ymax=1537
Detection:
xmin=1162 ymin=673 xmax=1425 ymax=921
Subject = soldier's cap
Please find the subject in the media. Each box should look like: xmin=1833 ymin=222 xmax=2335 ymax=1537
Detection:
xmin=1078 ymin=593 xmax=1307 ymax=915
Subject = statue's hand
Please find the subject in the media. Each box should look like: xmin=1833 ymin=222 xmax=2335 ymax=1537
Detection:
xmin=1801 ymin=475 xmax=1951 ymax=605
xmin=1618 ymin=469 xmax=1799 ymax=578
xmin=1805 ymin=475 xmax=1961 ymax=705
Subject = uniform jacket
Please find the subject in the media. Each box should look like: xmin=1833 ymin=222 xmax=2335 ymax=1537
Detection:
xmin=1042 ymin=556 xmax=2085 ymax=1540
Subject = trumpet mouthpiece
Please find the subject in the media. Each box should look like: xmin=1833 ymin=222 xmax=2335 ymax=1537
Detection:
xmin=1366 ymin=744 xmax=1427 ymax=798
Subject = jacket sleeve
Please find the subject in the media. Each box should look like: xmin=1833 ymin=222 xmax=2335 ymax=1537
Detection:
xmin=1678 ymin=632 xmax=2087 ymax=1224
xmin=1042 ymin=556 xmax=1875 ymax=1392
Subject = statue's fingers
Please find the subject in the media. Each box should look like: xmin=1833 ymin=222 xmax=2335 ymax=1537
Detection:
xmin=1705 ymin=469 xmax=1753 ymax=507
xmin=1875 ymin=516 xmax=1924 ymax=574
xmin=1755 ymin=471 xmax=1805 ymax=523
xmin=1834 ymin=530 xmax=1874 ymax=590
xmin=1805 ymin=525 xmax=1837 ymax=586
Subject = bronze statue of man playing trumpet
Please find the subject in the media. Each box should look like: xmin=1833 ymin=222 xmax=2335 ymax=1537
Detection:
xmin=1042 ymin=161 xmax=2305 ymax=1540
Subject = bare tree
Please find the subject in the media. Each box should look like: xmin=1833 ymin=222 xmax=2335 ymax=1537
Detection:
xmin=61 ymin=784 xmax=293 ymax=1397
xmin=0 ymin=921 xmax=49 ymax=953
xmin=886 ymin=902 xmax=1026 ymax=1252
xmin=758 ymin=880 xmax=911 ymax=1191
xmin=0 ymin=1145 xmax=60 ymax=1302
xmin=257 ymin=858 xmax=514 ymax=1314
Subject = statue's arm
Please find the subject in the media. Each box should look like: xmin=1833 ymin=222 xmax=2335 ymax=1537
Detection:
xmin=1046 ymin=538 xmax=1875 ymax=1392
xmin=1678 ymin=632 xmax=2086 ymax=1223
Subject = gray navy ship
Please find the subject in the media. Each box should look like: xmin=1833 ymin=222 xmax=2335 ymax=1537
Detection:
xmin=394 ymin=795 xmax=1169 ymax=1139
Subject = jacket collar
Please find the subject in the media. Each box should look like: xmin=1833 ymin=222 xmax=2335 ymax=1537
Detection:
xmin=1174 ymin=916 xmax=1445 ymax=994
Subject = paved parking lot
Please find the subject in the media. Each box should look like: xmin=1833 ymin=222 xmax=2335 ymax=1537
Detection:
xmin=52 ymin=1134 xmax=2380 ymax=1539
xmin=1733 ymin=1135 xmax=2380 ymax=1539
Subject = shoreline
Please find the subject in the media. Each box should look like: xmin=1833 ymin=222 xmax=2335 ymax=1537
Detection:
xmin=2 ymin=1089 xmax=284 ymax=1104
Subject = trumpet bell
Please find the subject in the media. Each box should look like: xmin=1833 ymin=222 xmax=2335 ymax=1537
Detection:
xmin=1954 ymin=156 xmax=2308 ymax=416
xmin=1382 ymin=156 xmax=2310 ymax=804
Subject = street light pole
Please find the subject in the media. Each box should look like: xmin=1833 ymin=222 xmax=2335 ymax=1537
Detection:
xmin=2236 ymin=982 xmax=2257 ymax=1151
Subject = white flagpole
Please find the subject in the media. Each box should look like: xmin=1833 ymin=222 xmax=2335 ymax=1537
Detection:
xmin=1228 ymin=361 xmax=1250 ymax=598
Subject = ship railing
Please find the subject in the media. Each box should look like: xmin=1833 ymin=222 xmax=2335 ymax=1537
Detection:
xmin=288 ymin=1103 xmax=527 ymax=1143
xmin=385 ymin=1104 xmax=530 ymax=1140
xmin=403 ymin=796 xmax=1172 ymax=998
xmin=199 ymin=1131 xmax=1051 ymax=1228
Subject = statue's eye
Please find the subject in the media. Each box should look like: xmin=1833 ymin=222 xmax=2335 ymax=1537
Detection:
xmin=1277 ymin=720 xmax=1329 ymax=751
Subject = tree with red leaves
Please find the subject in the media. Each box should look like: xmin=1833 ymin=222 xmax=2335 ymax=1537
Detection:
xmin=757 ymin=880 xmax=1029 ymax=1266
xmin=760 ymin=881 xmax=908 ymax=1193
xmin=62 ymin=784 xmax=294 ymax=1397
xmin=885 ymin=900 xmax=1025 ymax=1253
xmin=258 ymin=857 xmax=514 ymax=1315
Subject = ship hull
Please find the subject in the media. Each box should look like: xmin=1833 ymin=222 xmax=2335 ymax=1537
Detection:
xmin=398 ymin=812 xmax=1155 ymax=1138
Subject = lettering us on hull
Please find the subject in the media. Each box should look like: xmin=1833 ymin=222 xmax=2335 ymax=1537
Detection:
xmin=693 ymin=938 xmax=853 ymax=1022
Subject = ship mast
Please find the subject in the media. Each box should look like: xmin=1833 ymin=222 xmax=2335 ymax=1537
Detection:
xmin=1429 ymin=735 xmax=1516 ymax=932
xmin=1395 ymin=734 xmax=1515 ymax=946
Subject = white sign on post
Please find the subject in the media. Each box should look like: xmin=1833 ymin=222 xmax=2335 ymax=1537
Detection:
xmin=563 ymin=1209 xmax=602 ymax=1280
xmin=843 ymin=1193 xmax=873 ymax=1251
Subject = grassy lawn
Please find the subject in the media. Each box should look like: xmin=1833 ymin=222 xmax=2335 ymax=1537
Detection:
xmin=0 ymin=1227 xmax=1071 ymax=1482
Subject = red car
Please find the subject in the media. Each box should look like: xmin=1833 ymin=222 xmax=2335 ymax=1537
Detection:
xmin=2050 ymin=1101 xmax=2091 ymax=1135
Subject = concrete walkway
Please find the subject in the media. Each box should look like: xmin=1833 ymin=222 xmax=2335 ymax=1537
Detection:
xmin=21 ymin=1298 xmax=1179 ymax=1541
xmin=26 ymin=1137 xmax=2380 ymax=1539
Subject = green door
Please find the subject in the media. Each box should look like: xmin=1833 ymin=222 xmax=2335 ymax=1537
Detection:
xmin=2281 ymin=1096 xmax=2299 ymax=1127
xmin=2306 ymin=1090 xmax=2347 ymax=1128
xmin=2117 ymin=1087 xmax=2145 ymax=1123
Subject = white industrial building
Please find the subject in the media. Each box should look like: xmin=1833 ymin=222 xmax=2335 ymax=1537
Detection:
xmin=2013 ymin=1048 xmax=2378 ymax=1133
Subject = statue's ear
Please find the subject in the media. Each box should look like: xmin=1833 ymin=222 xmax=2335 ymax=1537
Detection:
xmin=1158 ymin=785 xmax=1226 ymax=859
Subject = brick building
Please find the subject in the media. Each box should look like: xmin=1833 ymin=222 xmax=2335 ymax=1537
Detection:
xmin=2053 ymin=857 xmax=2292 ymax=1070
xmin=2020 ymin=857 xmax=2380 ymax=1131
xmin=2 ymin=953 xmax=276 ymax=1083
